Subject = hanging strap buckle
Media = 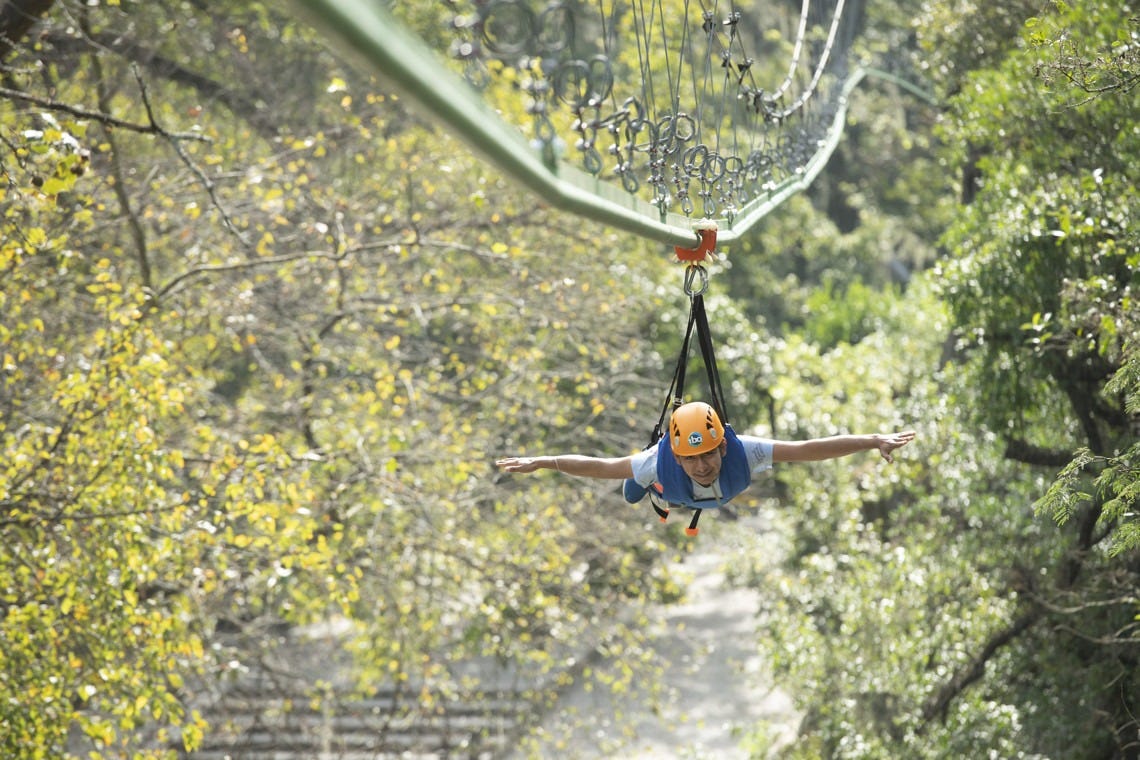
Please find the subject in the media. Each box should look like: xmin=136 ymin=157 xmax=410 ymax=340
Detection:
xmin=686 ymin=510 xmax=701 ymax=536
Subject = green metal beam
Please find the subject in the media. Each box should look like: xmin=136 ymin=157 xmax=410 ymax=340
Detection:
xmin=290 ymin=0 xmax=902 ymax=249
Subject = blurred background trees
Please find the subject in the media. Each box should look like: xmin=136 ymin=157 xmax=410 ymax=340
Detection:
xmin=1 ymin=0 xmax=1135 ymax=757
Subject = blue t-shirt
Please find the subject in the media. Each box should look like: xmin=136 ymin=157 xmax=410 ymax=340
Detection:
xmin=629 ymin=434 xmax=774 ymax=503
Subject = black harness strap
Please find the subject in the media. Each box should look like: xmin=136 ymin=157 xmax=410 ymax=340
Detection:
xmin=652 ymin=304 xmax=697 ymax=442
xmin=692 ymin=292 xmax=728 ymax=425
xmin=652 ymin=291 xmax=729 ymax=435
xmin=647 ymin=276 xmax=729 ymax=535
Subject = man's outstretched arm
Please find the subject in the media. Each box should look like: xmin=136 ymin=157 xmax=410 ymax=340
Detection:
xmin=496 ymin=454 xmax=635 ymax=479
xmin=772 ymin=431 xmax=916 ymax=464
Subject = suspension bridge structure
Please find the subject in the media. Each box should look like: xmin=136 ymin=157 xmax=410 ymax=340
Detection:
xmin=292 ymin=0 xmax=931 ymax=248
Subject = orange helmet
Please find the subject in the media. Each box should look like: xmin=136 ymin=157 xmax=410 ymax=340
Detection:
xmin=669 ymin=402 xmax=724 ymax=456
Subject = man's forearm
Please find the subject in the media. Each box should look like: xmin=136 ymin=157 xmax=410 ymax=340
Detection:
xmin=542 ymin=455 xmax=634 ymax=479
xmin=773 ymin=434 xmax=882 ymax=462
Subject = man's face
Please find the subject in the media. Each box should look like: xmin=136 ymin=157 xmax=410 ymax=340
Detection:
xmin=676 ymin=439 xmax=728 ymax=487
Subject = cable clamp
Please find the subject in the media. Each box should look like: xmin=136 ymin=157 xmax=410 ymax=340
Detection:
xmin=674 ymin=223 xmax=717 ymax=263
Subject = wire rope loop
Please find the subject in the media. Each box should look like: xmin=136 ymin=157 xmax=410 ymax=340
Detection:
xmin=701 ymin=195 xmax=718 ymax=218
xmin=655 ymin=113 xmax=696 ymax=155
xmin=673 ymin=113 xmax=696 ymax=141
xmin=619 ymin=166 xmax=640 ymax=193
xmin=723 ymin=154 xmax=744 ymax=180
xmin=554 ymin=56 xmax=613 ymax=109
xmin=581 ymin=145 xmax=604 ymax=174
xmin=479 ymin=0 xmax=535 ymax=56
xmin=683 ymin=143 xmax=708 ymax=174
xmin=683 ymin=265 xmax=709 ymax=297
xmin=704 ymin=152 xmax=727 ymax=183
xmin=622 ymin=96 xmax=645 ymax=124
xmin=534 ymin=113 xmax=557 ymax=142
xmin=629 ymin=114 xmax=658 ymax=154
xmin=535 ymin=3 xmax=574 ymax=55
xmin=460 ymin=59 xmax=492 ymax=90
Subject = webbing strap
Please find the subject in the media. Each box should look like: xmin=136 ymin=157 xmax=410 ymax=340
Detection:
xmin=652 ymin=306 xmax=698 ymax=443
xmin=648 ymin=278 xmax=729 ymax=537
xmin=687 ymin=510 xmax=701 ymax=536
xmin=652 ymin=290 xmax=729 ymax=440
xmin=692 ymin=293 xmax=729 ymax=425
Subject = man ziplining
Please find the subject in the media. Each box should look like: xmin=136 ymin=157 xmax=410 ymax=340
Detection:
xmin=496 ymin=229 xmax=915 ymax=532
xmin=497 ymin=401 xmax=915 ymax=533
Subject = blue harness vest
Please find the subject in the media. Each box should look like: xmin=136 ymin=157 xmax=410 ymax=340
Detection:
xmin=655 ymin=425 xmax=751 ymax=509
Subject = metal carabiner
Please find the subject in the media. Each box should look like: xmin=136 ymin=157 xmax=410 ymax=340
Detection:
xmin=683 ymin=264 xmax=709 ymax=296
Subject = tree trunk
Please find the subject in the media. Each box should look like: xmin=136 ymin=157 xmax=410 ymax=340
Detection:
xmin=0 ymin=0 xmax=55 ymax=61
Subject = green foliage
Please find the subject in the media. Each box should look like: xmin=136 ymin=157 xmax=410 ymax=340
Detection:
xmin=3 ymin=1 xmax=1138 ymax=758
xmin=720 ymin=1 xmax=1140 ymax=755
xmin=914 ymin=0 xmax=1044 ymax=96
xmin=934 ymin=0 xmax=1140 ymax=560
xmin=1036 ymin=431 xmax=1140 ymax=559
xmin=757 ymin=0 xmax=1140 ymax=754
xmin=1 ymin=1 xmax=681 ymax=756
xmin=803 ymin=277 xmax=899 ymax=349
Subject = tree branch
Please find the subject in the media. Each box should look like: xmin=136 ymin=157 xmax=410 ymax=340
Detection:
xmin=921 ymin=609 xmax=1042 ymax=725
xmin=0 ymin=85 xmax=208 ymax=140
xmin=86 ymin=9 xmax=154 ymax=290
xmin=1003 ymin=437 xmax=1072 ymax=467
xmin=0 ymin=0 xmax=55 ymax=60
xmin=153 ymin=249 xmax=341 ymax=300
xmin=40 ymin=28 xmax=279 ymax=138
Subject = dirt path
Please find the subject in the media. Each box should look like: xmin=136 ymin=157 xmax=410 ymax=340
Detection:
xmin=519 ymin=512 xmax=800 ymax=759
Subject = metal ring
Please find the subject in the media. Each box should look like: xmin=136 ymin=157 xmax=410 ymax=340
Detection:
xmin=683 ymin=265 xmax=708 ymax=296
xmin=480 ymin=0 xmax=535 ymax=56
xmin=553 ymin=56 xmax=613 ymax=108
xmin=535 ymin=3 xmax=574 ymax=55
xmin=581 ymin=145 xmax=603 ymax=174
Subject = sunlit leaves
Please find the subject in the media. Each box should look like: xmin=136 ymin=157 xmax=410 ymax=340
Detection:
xmin=3 ymin=247 xmax=201 ymax=755
xmin=908 ymin=0 xmax=1140 ymax=754
xmin=11 ymin=1 xmax=1134 ymax=759
xmin=935 ymin=0 xmax=1140 ymax=507
xmin=9 ymin=5 xmax=686 ymax=758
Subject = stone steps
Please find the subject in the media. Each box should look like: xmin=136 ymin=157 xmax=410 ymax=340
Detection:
xmin=183 ymin=686 xmax=533 ymax=759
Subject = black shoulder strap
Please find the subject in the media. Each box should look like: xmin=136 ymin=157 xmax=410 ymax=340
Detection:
xmin=651 ymin=290 xmax=729 ymax=441
xmin=691 ymin=292 xmax=729 ymax=426
xmin=651 ymin=304 xmax=698 ymax=444
xmin=648 ymin=288 xmax=729 ymax=537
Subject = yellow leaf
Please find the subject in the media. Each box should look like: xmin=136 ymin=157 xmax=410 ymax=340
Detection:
xmin=26 ymin=227 xmax=47 ymax=247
